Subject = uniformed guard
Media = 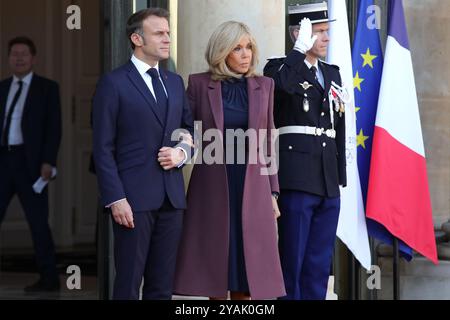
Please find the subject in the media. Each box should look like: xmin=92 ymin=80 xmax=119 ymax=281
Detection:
xmin=264 ymin=1 xmax=347 ymax=300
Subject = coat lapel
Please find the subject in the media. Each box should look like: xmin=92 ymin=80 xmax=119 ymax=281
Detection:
xmin=247 ymin=77 xmax=262 ymax=130
xmin=21 ymin=75 xmax=39 ymax=125
xmin=207 ymin=76 xmax=262 ymax=132
xmin=319 ymin=61 xmax=331 ymax=99
xmin=159 ymin=68 xmax=174 ymax=130
xmin=0 ymin=78 xmax=12 ymax=134
xmin=126 ymin=62 xmax=164 ymax=127
xmin=207 ymin=78 xmax=224 ymax=133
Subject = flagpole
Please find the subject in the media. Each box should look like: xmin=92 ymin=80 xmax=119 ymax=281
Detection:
xmin=348 ymin=254 xmax=361 ymax=300
xmin=393 ymin=238 xmax=400 ymax=300
xmin=346 ymin=0 xmax=364 ymax=289
xmin=348 ymin=254 xmax=355 ymax=300
xmin=354 ymin=258 xmax=360 ymax=300
xmin=349 ymin=256 xmax=360 ymax=300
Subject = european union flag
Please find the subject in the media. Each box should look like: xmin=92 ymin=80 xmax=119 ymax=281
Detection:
xmin=352 ymin=0 xmax=413 ymax=260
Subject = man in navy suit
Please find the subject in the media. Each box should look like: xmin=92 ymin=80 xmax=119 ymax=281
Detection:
xmin=92 ymin=8 xmax=194 ymax=300
xmin=0 ymin=37 xmax=61 ymax=292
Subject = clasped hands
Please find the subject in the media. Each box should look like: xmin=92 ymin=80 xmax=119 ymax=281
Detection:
xmin=158 ymin=132 xmax=193 ymax=170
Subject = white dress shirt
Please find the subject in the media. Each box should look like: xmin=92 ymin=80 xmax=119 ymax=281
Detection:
xmin=2 ymin=72 xmax=33 ymax=145
xmin=304 ymin=59 xmax=325 ymax=88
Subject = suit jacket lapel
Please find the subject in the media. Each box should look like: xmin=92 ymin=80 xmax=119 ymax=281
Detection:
xmin=207 ymin=78 xmax=224 ymax=133
xmin=319 ymin=61 xmax=331 ymax=99
xmin=247 ymin=77 xmax=262 ymax=130
xmin=0 ymin=78 xmax=12 ymax=133
xmin=159 ymin=68 xmax=173 ymax=130
xmin=300 ymin=63 xmax=324 ymax=94
xmin=126 ymin=62 xmax=164 ymax=127
xmin=22 ymin=75 xmax=38 ymax=125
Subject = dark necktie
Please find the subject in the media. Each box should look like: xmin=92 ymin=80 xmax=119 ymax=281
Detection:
xmin=2 ymin=80 xmax=23 ymax=146
xmin=310 ymin=65 xmax=324 ymax=89
xmin=310 ymin=66 xmax=319 ymax=82
xmin=147 ymin=68 xmax=168 ymax=122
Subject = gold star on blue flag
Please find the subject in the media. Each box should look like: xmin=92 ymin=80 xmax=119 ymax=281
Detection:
xmin=352 ymin=0 xmax=383 ymax=201
xmin=361 ymin=48 xmax=378 ymax=68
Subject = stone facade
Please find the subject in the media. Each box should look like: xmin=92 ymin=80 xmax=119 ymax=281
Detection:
xmin=176 ymin=0 xmax=285 ymax=81
xmin=404 ymin=0 xmax=450 ymax=227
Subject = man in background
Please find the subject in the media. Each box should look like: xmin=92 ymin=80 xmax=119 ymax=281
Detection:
xmin=0 ymin=36 xmax=62 ymax=292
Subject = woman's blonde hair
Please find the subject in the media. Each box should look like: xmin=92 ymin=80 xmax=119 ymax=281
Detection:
xmin=205 ymin=21 xmax=259 ymax=81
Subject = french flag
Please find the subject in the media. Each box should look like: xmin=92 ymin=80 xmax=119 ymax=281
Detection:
xmin=366 ymin=0 xmax=438 ymax=264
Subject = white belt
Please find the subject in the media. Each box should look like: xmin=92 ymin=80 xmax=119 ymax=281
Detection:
xmin=278 ymin=126 xmax=336 ymax=139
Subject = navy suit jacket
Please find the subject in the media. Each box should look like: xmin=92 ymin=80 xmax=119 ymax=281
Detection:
xmin=0 ymin=74 xmax=62 ymax=180
xmin=92 ymin=61 xmax=194 ymax=212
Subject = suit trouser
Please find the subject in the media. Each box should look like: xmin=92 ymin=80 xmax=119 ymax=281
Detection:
xmin=277 ymin=190 xmax=340 ymax=300
xmin=112 ymin=199 xmax=183 ymax=300
xmin=0 ymin=147 xmax=58 ymax=282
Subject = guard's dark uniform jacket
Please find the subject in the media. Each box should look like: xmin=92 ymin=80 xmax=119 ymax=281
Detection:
xmin=264 ymin=50 xmax=346 ymax=198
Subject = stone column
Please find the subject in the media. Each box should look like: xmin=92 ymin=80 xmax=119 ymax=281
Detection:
xmin=176 ymin=0 xmax=285 ymax=82
xmin=404 ymin=0 xmax=450 ymax=227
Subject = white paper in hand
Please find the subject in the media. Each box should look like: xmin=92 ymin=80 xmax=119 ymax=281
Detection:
xmin=32 ymin=168 xmax=58 ymax=194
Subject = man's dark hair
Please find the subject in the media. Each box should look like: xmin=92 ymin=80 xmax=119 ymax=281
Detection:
xmin=8 ymin=36 xmax=37 ymax=56
xmin=126 ymin=8 xmax=170 ymax=50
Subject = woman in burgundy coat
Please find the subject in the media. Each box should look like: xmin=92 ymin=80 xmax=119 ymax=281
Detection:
xmin=174 ymin=21 xmax=286 ymax=300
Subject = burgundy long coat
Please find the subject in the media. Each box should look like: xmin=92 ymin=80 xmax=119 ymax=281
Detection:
xmin=174 ymin=72 xmax=286 ymax=299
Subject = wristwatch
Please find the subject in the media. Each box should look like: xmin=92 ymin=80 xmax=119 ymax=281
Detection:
xmin=272 ymin=192 xmax=279 ymax=200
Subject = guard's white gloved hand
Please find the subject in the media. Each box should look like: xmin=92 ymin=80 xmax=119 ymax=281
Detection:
xmin=294 ymin=18 xmax=318 ymax=54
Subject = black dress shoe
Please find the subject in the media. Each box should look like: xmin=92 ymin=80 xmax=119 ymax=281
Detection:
xmin=24 ymin=278 xmax=60 ymax=293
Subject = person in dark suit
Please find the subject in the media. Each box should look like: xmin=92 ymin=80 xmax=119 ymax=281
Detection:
xmin=174 ymin=21 xmax=285 ymax=300
xmin=0 ymin=36 xmax=61 ymax=292
xmin=264 ymin=2 xmax=346 ymax=300
xmin=92 ymin=8 xmax=194 ymax=300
